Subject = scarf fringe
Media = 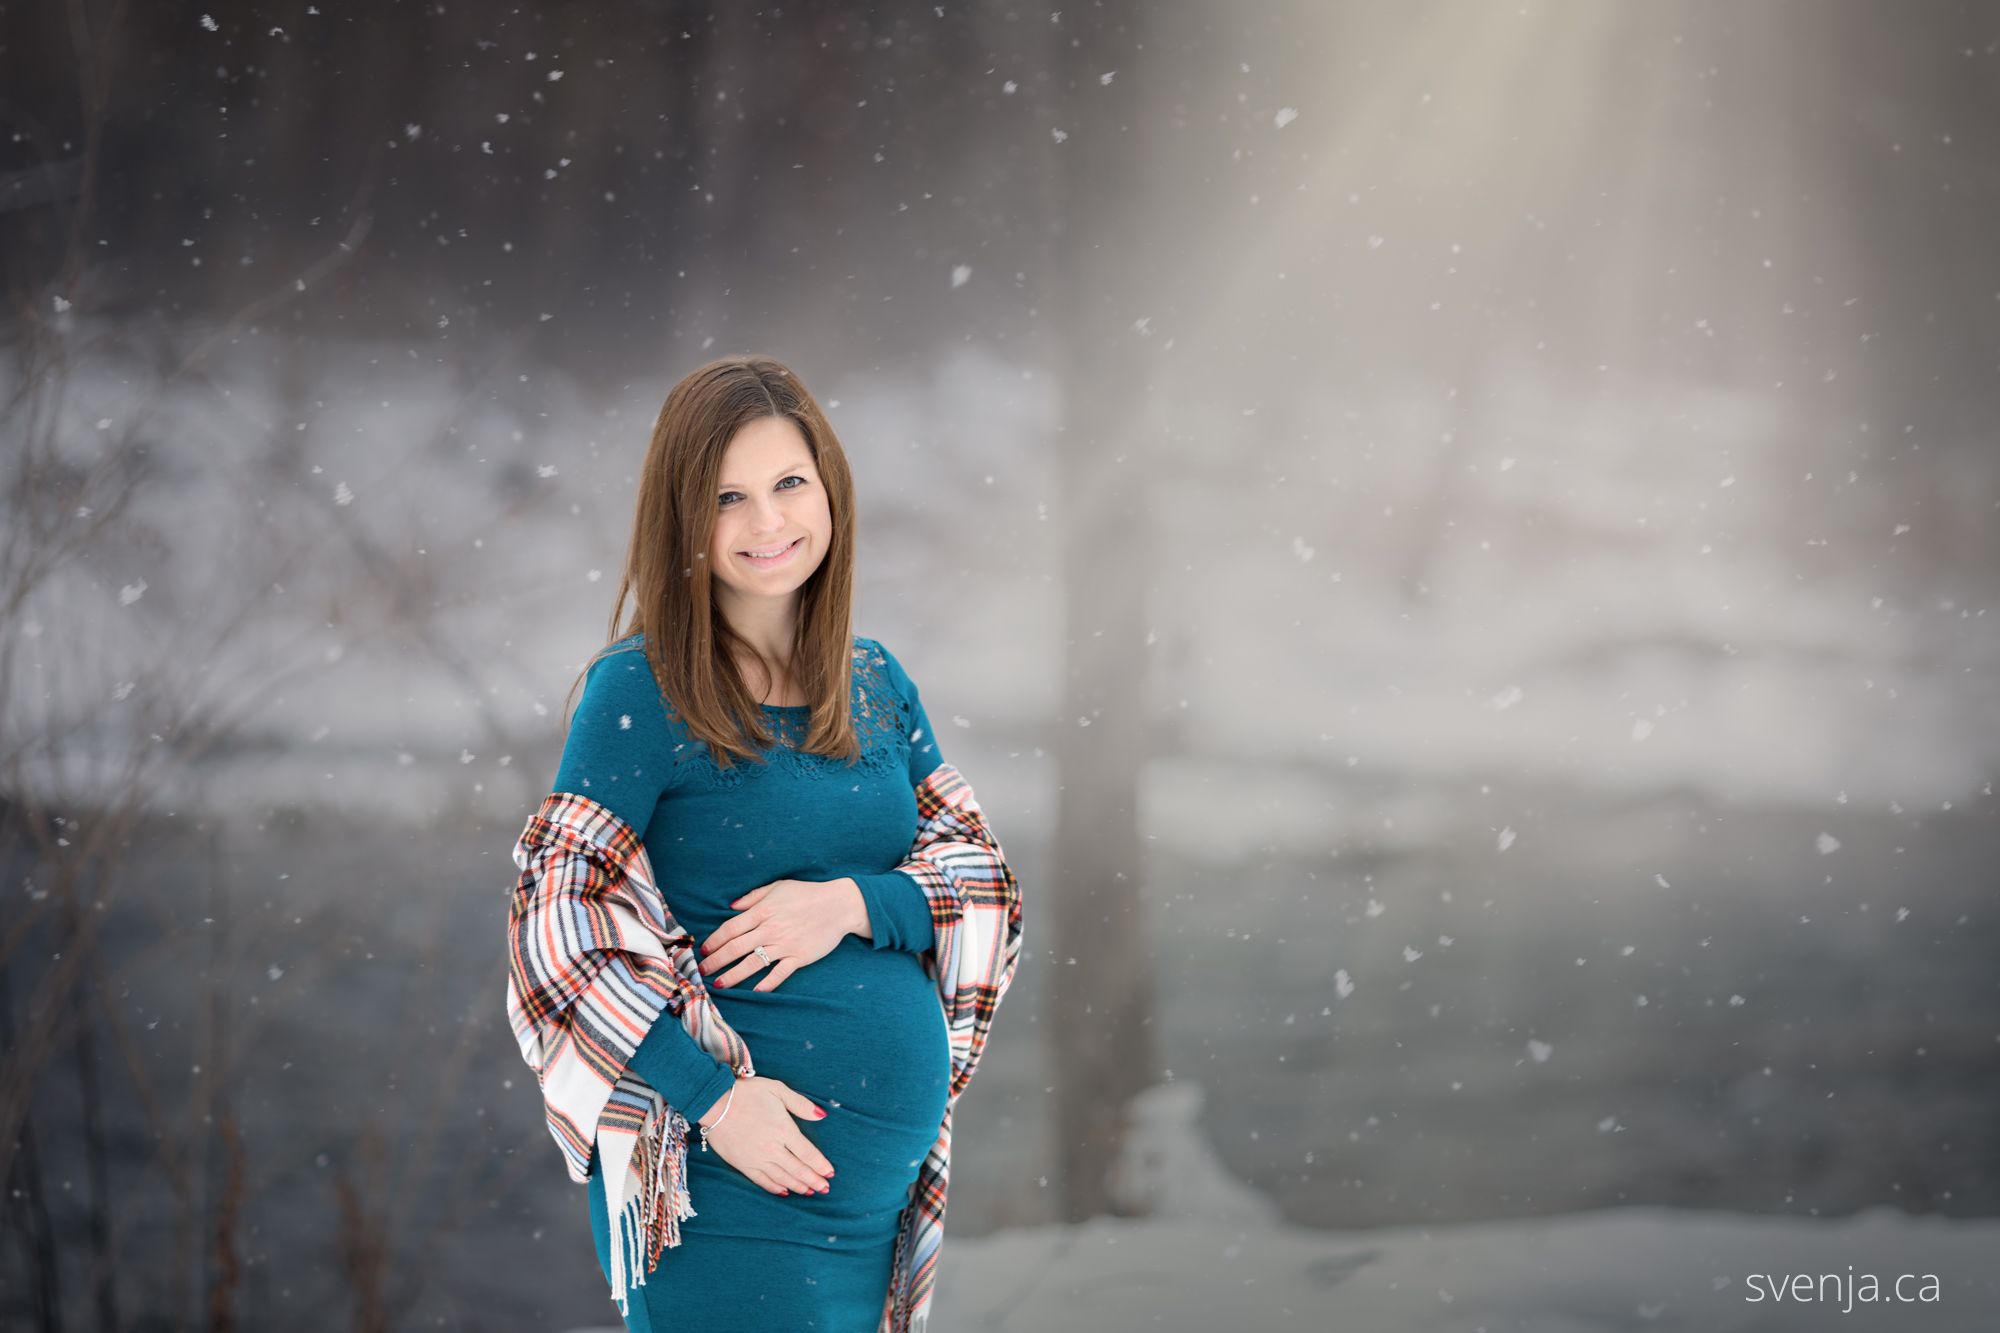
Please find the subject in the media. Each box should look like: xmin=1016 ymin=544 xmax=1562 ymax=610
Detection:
xmin=605 ymin=1102 xmax=695 ymax=1318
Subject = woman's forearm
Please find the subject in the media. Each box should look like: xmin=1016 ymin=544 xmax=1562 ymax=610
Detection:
xmin=844 ymin=871 xmax=938 ymax=952
xmin=626 ymin=1003 xmax=738 ymax=1123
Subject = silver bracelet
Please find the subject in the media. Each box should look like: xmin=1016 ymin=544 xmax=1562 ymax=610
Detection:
xmin=696 ymin=1068 xmax=750 ymax=1152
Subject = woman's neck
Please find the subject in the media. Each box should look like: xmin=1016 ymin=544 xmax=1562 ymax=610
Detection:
xmin=722 ymin=615 xmax=801 ymax=703
xmin=716 ymin=591 xmax=798 ymax=667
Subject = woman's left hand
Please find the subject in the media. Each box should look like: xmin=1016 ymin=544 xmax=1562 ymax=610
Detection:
xmin=699 ymin=878 xmax=862 ymax=992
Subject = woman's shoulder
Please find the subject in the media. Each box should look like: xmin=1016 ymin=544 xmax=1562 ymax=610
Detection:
xmin=582 ymin=633 xmax=653 ymax=685
xmin=852 ymin=634 xmax=916 ymax=699
xmin=575 ymin=636 xmax=676 ymax=732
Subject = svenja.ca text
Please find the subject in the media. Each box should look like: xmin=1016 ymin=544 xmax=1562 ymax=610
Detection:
xmin=1745 ymin=1269 xmax=1941 ymax=1313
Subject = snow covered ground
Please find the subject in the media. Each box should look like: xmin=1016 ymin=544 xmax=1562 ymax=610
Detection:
xmin=563 ymin=1082 xmax=2000 ymax=1332
xmin=915 ymin=1203 xmax=2000 ymax=1332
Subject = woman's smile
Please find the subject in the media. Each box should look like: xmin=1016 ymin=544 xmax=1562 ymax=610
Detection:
xmin=740 ymin=535 xmax=804 ymax=569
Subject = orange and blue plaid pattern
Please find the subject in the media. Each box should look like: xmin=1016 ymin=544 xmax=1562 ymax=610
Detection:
xmin=876 ymin=761 xmax=1024 ymax=1332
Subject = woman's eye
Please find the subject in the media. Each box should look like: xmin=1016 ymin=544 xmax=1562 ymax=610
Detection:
xmin=720 ymin=476 xmax=805 ymax=506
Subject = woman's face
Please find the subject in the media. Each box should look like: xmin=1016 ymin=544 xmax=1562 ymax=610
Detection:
xmin=707 ymin=414 xmax=832 ymax=616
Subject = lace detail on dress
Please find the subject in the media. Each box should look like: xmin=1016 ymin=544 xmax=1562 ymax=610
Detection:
xmin=669 ymin=640 xmax=909 ymax=791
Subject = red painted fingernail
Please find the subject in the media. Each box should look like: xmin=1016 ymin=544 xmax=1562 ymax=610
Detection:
xmin=815 ymin=1108 xmax=827 ymax=1118
xmin=778 ymin=1188 xmax=789 ymax=1196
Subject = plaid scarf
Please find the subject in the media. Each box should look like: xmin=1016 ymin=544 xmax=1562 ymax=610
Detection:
xmin=505 ymin=762 xmax=1023 ymax=1330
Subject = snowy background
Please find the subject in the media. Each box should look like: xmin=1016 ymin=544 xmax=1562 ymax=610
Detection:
xmin=3 ymin=1 xmax=1997 ymax=1330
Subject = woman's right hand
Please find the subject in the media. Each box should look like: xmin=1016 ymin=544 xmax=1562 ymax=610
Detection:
xmin=697 ymin=1074 xmax=836 ymax=1196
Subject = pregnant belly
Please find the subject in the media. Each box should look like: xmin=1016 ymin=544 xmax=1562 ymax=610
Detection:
xmin=707 ymin=934 xmax=950 ymax=1150
xmin=680 ymin=938 xmax=949 ymax=1245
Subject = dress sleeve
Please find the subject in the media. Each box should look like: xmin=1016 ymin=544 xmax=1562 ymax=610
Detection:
xmin=551 ymin=648 xmax=676 ymax=835
xmin=627 ymin=1004 xmax=736 ymax=1123
xmin=551 ymin=647 xmax=736 ymax=1122
xmin=850 ymin=641 xmax=948 ymax=953
xmin=844 ymin=640 xmax=1023 ymax=1105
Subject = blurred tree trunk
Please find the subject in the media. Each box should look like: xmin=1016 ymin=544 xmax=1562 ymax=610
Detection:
xmin=74 ymin=946 xmax=118 ymax=1332
xmin=1815 ymin=2 xmax=2000 ymax=599
xmin=0 ymin=955 xmax=63 ymax=1331
xmin=1041 ymin=2 xmax=1164 ymax=1223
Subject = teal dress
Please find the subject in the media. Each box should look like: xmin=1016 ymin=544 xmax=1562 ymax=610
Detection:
xmin=554 ymin=633 xmax=952 ymax=1333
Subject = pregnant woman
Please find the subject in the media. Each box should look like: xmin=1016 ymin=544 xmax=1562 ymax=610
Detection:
xmin=505 ymin=354 xmax=1023 ymax=1333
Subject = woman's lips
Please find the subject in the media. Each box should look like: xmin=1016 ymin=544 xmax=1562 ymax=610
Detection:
xmin=740 ymin=536 xmax=803 ymax=569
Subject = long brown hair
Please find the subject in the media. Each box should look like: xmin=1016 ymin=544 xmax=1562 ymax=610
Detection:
xmin=565 ymin=354 xmax=862 ymax=769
